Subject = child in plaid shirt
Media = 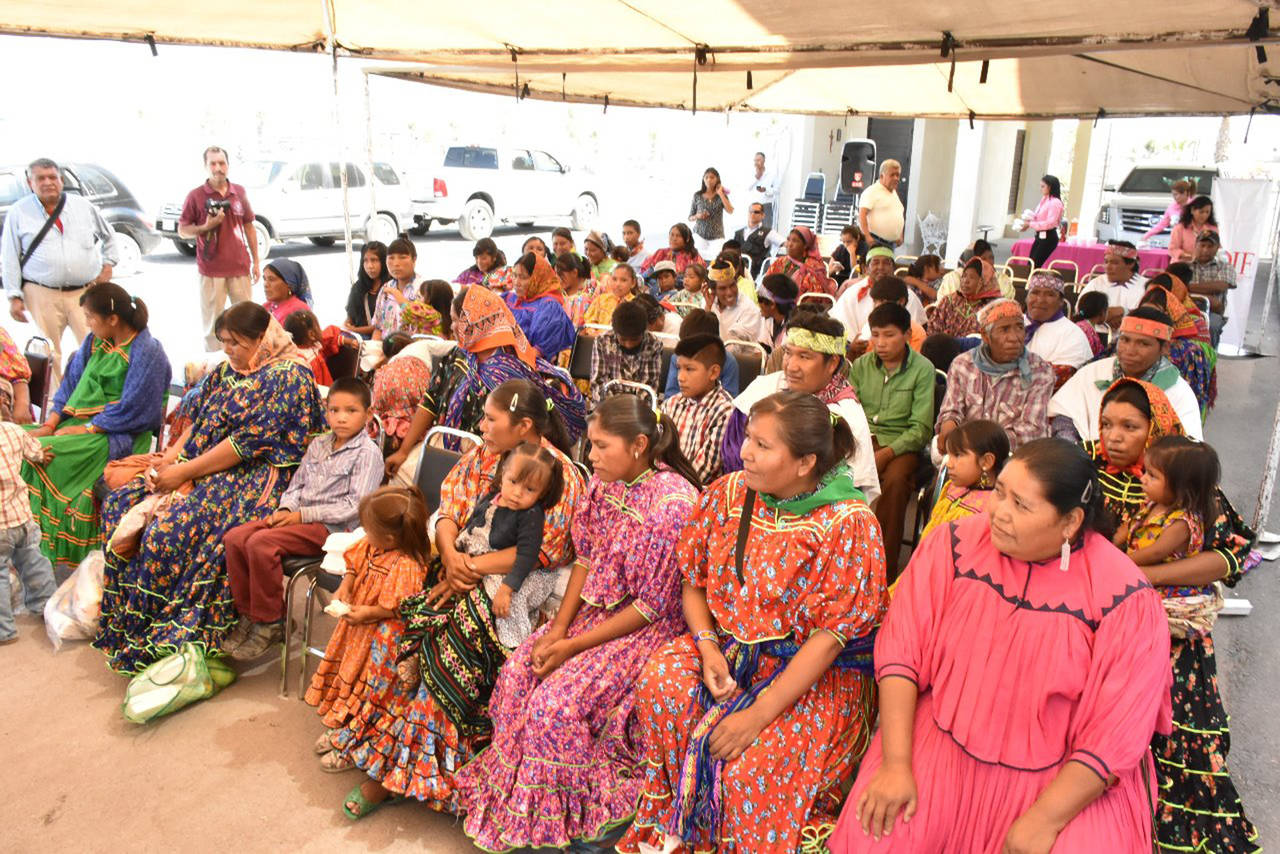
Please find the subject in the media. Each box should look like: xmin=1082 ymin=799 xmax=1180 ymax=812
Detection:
xmin=589 ymin=300 xmax=664 ymax=408
xmin=0 ymin=422 xmax=56 ymax=644
xmin=660 ymin=333 xmax=734 ymax=485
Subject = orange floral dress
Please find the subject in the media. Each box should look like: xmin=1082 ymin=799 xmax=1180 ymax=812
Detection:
xmin=618 ymin=470 xmax=888 ymax=854
xmin=304 ymin=539 xmax=427 ymax=727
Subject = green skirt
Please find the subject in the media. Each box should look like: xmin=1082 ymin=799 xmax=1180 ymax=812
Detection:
xmin=23 ymin=418 xmax=152 ymax=568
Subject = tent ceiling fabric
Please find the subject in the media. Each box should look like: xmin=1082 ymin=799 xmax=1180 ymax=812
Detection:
xmin=3 ymin=0 xmax=1277 ymax=117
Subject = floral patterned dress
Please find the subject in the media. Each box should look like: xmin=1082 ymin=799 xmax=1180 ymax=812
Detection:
xmin=927 ymin=292 xmax=998 ymax=337
xmin=93 ymin=360 xmax=324 ymax=674
xmin=455 ymin=468 xmax=698 ymax=850
xmin=329 ymin=439 xmax=583 ymax=812
xmin=1092 ymin=453 xmax=1260 ymax=853
xmin=618 ymin=468 xmax=888 ymax=854
xmin=303 ymin=540 xmax=428 ymax=728
xmin=920 ymin=480 xmax=995 ymax=541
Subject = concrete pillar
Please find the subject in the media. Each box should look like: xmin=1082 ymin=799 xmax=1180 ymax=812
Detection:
xmin=1064 ymin=121 xmax=1093 ymax=223
xmin=944 ymin=120 xmax=987 ymax=267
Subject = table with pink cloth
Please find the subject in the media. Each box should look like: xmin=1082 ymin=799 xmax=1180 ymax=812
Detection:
xmin=1009 ymin=239 xmax=1170 ymax=279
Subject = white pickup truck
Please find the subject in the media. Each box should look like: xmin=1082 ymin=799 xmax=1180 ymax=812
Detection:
xmin=411 ymin=145 xmax=600 ymax=241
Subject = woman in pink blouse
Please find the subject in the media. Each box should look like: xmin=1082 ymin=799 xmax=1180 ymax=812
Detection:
xmin=833 ymin=438 xmax=1172 ymax=854
xmin=1020 ymin=175 xmax=1065 ymax=268
xmin=1167 ymin=195 xmax=1217 ymax=263
xmin=1140 ymin=178 xmax=1195 ymax=242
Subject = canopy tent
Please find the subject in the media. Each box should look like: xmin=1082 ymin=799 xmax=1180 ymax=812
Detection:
xmin=5 ymin=0 xmax=1278 ymax=118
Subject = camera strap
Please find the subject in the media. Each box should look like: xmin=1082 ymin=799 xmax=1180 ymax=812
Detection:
xmin=19 ymin=192 xmax=67 ymax=273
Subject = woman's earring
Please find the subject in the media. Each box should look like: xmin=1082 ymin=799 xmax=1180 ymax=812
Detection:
xmin=1059 ymin=537 xmax=1071 ymax=572
xmin=979 ymin=468 xmax=993 ymax=489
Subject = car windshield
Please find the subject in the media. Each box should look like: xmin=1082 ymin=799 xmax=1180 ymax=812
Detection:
xmin=1119 ymin=168 xmax=1215 ymax=196
xmin=239 ymin=160 xmax=285 ymax=187
xmin=443 ymin=147 xmax=499 ymax=169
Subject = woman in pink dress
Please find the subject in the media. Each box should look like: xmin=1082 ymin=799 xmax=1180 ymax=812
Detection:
xmin=454 ymin=394 xmax=702 ymax=850
xmin=833 ymin=437 xmax=1172 ymax=854
xmin=1019 ymin=174 xmax=1065 ymax=268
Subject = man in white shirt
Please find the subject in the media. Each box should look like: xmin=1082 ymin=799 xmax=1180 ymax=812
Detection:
xmin=858 ymin=159 xmax=905 ymax=248
xmin=833 ymin=247 xmax=924 ymax=343
xmin=1078 ymin=241 xmax=1147 ymax=328
xmin=2 ymin=158 xmax=117 ymax=381
xmin=708 ymin=260 xmax=762 ymax=343
xmin=1024 ymin=271 xmax=1094 ymax=375
xmin=1049 ymin=307 xmax=1202 ymax=442
xmin=744 ymin=152 xmax=779 ymax=229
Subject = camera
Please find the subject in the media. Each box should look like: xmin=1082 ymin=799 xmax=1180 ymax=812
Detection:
xmin=205 ymin=198 xmax=232 ymax=215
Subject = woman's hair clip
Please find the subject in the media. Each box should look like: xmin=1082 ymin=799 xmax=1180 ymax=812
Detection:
xmin=545 ymin=398 xmax=555 ymax=412
xmin=829 ymin=411 xmax=839 ymax=427
xmin=1080 ymin=479 xmax=1094 ymax=504
xmin=509 ymin=392 xmax=519 ymax=412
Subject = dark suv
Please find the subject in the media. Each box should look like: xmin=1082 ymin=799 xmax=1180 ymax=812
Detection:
xmin=0 ymin=162 xmax=161 ymax=273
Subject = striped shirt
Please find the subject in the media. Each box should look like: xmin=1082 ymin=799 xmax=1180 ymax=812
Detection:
xmin=277 ymin=430 xmax=384 ymax=532
xmin=661 ymin=383 xmax=735 ymax=486
xmin=0 ymin=422 xmax=47 ymax=529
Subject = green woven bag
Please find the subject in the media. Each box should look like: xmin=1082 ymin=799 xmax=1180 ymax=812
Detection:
xmin=122 ymin=643 xmax=237 ymax=724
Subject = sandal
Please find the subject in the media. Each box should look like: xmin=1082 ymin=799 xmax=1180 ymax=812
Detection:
xmin=319 ymin=750 xmax=355 ymax=773
xmin=342 ymin=783 xmax=398 ymax=821
xmin=313 ymin=729 xmax=337 ymax=755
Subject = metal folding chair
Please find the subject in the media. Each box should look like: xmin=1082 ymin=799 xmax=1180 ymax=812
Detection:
xmin=725 ymin=340 xmax=767 ymax=390
xmin=601 ymin=379 xmax=658 ymax=409
xmin=797 ymin=293 xmax=835 ymax=311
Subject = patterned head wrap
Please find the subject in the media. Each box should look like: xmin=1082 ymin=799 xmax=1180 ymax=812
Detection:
xmin=238 ymin=315 xmax=310 ymax=375
xmin=454 ymin=286 xmax=537 ymax=368
xmin=977 ymin=298 xmax=1024 ymax=331
xmin=1104 ymin=243 xmax=1140 ymax=262
xmin=1027 ymin=270 xmax=1064 ymax=294
xmin=708 ymin=261 xmax=737 ymax=284
xmin=789 ymin=226 xmax=822 ymax=263
xmin=516 ymin=254 xmax=564 ymax=304
xmin=1119 ymin=314 xmax=1172 ymax=342
xmin=785 ymin=327 xmax=845 ymax=356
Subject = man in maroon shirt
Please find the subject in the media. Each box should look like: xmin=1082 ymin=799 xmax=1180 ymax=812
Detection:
xmin=179 ymin=146 xmax=260 ymax=349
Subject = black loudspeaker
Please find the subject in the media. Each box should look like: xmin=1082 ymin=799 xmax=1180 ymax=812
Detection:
xmin=840 ymin=139 xmax=877 ymax=196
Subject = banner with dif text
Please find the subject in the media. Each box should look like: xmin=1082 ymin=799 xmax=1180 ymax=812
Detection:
xmin=1212 ymin=178 xmax=1275 ymax=354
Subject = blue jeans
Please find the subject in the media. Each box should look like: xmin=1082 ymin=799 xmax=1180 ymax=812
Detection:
xmin=1209 ymin=312 xmax=1225 ymax=349
xmin=0 ymin=520 xmax=56 ymax=640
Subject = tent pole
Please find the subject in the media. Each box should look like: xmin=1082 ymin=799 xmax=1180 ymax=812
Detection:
xmin=323 ymin=0 xmax=355 ymax=284
xmin=364 ymin=72 xmax=377 ymax=227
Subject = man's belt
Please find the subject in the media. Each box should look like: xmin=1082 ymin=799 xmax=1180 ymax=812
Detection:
xmin=22 ymin=280 xmax=88 ymax=292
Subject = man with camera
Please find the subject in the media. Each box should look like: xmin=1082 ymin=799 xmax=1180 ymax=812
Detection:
xmin=2 ymin=157 xmax=117 ymax=382
xmin=179 ymin=146 xmax=260 ymax=350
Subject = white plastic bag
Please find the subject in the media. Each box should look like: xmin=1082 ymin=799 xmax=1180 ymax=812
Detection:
xmin=43 ymin=549 xmax=106 ymax=651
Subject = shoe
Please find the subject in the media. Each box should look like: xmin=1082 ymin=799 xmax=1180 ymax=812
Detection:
xmin=227 ymin=621 xmax=284 ymax=661
xmin=0 ymin=634 xmax=17 ymax=646
xmin=221 ymin=618 xmax=253 ymax=654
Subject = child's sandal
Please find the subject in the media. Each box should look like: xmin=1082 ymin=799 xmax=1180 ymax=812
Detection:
xmin=313 ymin=729 xmax=337 ymax=755
xmin=341 ymin=784 xmax=399 ymax=821
xmin=319 ymin=750 xmax=355 ymax=773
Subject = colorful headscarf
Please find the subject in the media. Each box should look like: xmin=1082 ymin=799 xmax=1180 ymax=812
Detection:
xmin=961 ymin=257 xmax=1001 ymax=302
xmin=454 ymin=286 xmax=537 ymax=369
xmin=785 ymin=327 xmax=844 ymax=356
xmin=264 ymin=259 xmax=312 ymax=305
xmin=1119 ymin=313 xmax=1172 ymax=342
xmin=1027 ymin=270 xmax=1064 ymax=294
xmin=514 ymin=254 xmax=565 ymax=306
xmin=789 ymin=226 xmax=822 ymax=263
xmin=237 ymin=315 xmax=311 ymax=375
xmin=399 ymin=300 xmax=444 ymax=337
xmin=1105 ymin=243 xmax=1140 ymax=262
xmin=977 ymin=298 xmax=1024 ymax=332
xmin=1142 ymin=280 xmax=1205 ymax=342
xmin=1098 ymin=377 xmax=1185 ymax=475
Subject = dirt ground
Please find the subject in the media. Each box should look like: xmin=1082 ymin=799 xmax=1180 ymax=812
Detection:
xmin=0 ymin=599 xmax=475 ymax=852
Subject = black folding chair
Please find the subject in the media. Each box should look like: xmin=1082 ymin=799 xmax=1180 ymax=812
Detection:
xmin=727 ymin=340 xmax=766 ymax=391
xmin=323 ymin=330 xmax=363 ymax=382
xmin=418 ymin=426 xmax=479 ymax=514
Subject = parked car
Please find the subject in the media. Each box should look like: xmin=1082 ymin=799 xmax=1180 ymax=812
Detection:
xmin=156 ymin=159 xmax=413 ymax=259
xmin=1094 ymin=164 xmax=1217 ymax=247
xmin=0 ymin=162 xmax=162 ymax=275
xmin=412 ymin=145 xmax=599 ymax=240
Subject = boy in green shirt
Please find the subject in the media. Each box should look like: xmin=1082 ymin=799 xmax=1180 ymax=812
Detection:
xmin=849 ymin=302 xmax=936 ymax=579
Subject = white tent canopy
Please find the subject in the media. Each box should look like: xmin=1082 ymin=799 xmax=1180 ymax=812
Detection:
xmin=5 ymin=0 xmax=1278 ymax=118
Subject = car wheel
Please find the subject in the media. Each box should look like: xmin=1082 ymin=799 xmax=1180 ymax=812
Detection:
xmin=458 ymin=199 xmax=495 ymax=241
xmin=570 ymin=194 xmax=598 ymax=230
xmin=253 ymin=220 xmax=272 ymax=259
xmin=113 ymin=229 xmax=143 ymax=276
xmin=172 ymin=238 xmax=197 ymax=257
xmin=309 ymin=236 xmax=337 ymax=247
xmin=365 ymin=213 xmax=399 ymax=245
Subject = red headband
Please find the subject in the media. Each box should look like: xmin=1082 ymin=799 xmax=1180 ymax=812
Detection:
xmin=1119 ymin=315 xmax=1172 ymax=342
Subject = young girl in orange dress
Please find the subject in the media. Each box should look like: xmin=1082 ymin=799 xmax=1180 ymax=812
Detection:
xmin=304 ymin=487 xmax=431 ymax=730
xmin=920 ymin=419 xmax=1011 ymax=540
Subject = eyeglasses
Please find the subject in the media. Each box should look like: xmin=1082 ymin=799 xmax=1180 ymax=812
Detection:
xmin=751 ymin=207 xmax=764 ymax=214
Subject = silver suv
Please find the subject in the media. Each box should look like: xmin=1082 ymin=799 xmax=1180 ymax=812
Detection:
xmin=1094 ymin=164 xmax=1217 ymax=248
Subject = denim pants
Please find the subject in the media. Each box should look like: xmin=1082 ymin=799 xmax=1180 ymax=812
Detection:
xmin=0 ymin=520 xmax=56 ymax=640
